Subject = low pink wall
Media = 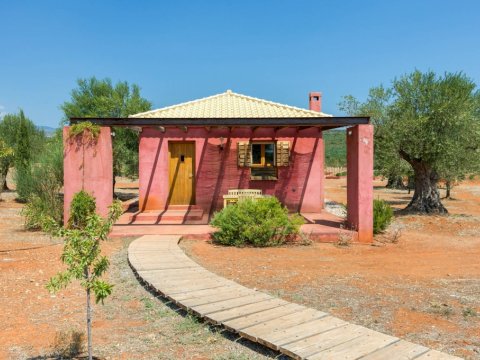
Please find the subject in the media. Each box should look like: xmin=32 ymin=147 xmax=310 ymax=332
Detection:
xmin=139 ymin=126 xmax=325 ymax=216
xmin=63 ymin=126 xmax=113 ymax=224
xmin=346 ymin=124 xmax=374 ymax=243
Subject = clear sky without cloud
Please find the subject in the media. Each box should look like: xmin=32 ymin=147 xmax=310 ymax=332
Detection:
xmin=1 ymin=0 xmax=479 ymax=127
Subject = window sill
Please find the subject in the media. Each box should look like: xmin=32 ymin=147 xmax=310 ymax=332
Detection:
xmin=250 ymin=175 xmax=278 ymax=181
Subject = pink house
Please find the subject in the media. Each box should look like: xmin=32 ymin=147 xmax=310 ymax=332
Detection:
xmin=64 ymin=90 xmax=373 ymax=242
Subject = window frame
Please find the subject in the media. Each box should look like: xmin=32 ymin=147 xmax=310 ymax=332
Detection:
xmin=250 ymin=141 xmax=276 ymax=168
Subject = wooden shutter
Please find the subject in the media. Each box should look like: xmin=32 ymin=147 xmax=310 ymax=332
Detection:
xmin=237 ymin=141 xmax=251 ymax=167
xmin=276 ymin=141 xmax=290 ymax=167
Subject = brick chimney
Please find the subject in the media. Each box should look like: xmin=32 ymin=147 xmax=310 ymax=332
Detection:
xmin=309 ymin=92 xmax=322 ymax=112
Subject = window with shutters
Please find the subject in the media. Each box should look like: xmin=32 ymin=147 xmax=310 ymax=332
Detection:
xmin=237 ymin=140 xmax=290 ymax=180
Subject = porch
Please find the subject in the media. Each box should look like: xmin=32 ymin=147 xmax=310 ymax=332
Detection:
xmin=65 ymin=90 xmax=373 ymax=242
xmin=110 ymin=201 xmax=354 ymax=242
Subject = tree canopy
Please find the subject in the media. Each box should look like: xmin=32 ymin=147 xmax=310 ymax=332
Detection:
xmin=0 ymin=110 xmax=46 ymax=191
xmin=61 ymin=77 xmax=152 ymax=178
xmin=341 ymin=70 xmax=480 ymax=213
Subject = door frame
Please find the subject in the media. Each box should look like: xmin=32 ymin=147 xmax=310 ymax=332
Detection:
xmin=168 ymin=141 xmax=196 ymax=205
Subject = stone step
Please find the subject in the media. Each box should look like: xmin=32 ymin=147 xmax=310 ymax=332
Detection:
xmin=128 ymin=206 xmax=205 ymax=223
xmin=109 ymin=224 xmax=214 ymax=239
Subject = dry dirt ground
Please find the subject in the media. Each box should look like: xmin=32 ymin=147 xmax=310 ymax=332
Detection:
xmin=0 ymin=189 xmax=276 ymax=360
xmin=1 ymin=178 xmax=479 ymax=359
xmin=182 ymin=178 xmax=480 ymax=360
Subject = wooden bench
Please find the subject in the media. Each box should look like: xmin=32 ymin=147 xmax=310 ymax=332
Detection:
xmin=223 ymin=189 xmax=264 ymax=207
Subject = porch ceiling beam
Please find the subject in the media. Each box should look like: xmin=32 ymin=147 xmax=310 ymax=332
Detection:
xmin=70 ymin=116 xmax=370 ymax=128
xmin=298 ymin=125 xmax=320 ymax=131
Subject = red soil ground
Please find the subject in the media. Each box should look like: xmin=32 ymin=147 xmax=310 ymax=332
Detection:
xmin=182 ymin=178 xmax=480 ymax=359
xmin=1 ymin=177 xmax=479 ymax=359
xmin=0 ymin=187 xmax=271 ymax=359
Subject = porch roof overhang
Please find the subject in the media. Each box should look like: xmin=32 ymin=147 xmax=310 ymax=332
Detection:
xmin=69 ymin=116 xmax=370 ymax=131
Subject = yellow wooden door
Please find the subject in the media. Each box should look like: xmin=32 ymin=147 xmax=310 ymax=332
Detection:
xmin=168 ymin=142 xmax=195 ymax=205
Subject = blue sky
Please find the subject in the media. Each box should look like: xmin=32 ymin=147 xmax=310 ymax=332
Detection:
xmin=1 ymin=0 xmax=479 ymax=127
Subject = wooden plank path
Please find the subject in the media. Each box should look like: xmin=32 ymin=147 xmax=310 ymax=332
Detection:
xmin=128 ymin=235 xmax=462 ymax=360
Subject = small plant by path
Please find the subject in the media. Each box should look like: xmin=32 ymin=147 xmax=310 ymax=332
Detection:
xmin=46 ymin=191 xmax=122 ymax=360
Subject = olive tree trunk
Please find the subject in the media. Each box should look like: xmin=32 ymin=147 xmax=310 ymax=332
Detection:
xmin=1 ymin=166 xmax=9 ymax=191
xmin=386 ymin=175 xmax=405 ymax=189
xmin=445 ymin=180 xmax=452 ymax=199
xmin=399 ymin=150 xmax=447 ymax=213
xmin=405 ymin=162 xmax=447 ymax=213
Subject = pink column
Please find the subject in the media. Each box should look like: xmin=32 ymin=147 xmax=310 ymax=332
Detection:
xmin=299 ymin=131 xmax=324 ymax=213
xmin=63 ymin=126 xmax=113 ymax=224
xmin=346 ymin=124 xmax=374 ymax=243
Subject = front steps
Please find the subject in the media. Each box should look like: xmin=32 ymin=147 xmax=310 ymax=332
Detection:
xmin=111 ymin=205 xmax=212 ymax=239
xmin=116 ymin=205 xmax=209 ymax=226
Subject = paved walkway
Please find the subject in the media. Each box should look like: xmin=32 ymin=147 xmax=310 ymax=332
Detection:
xmin=128 ymin=235 xmax=461 ymax=360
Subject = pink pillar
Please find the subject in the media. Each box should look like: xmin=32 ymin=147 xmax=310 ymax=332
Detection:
xmin=299 ymin=131 xmax=324 ymax=212
xmin=63 ymin=126 xmax=113 ymax=224
xmin=346 ymin=124 xmax=374 ymax=243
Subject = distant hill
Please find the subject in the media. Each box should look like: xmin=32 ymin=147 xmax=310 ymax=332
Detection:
xmin=37 ymin=125 xmax=57 ymax=137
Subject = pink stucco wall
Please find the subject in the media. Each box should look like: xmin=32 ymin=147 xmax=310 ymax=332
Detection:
xmin=346 ymin=124 xmax=374 ymax=243
xmin=63 ymin=126 xmax=113 ymax=224
xmin=139 ymin=126 xmax=325 ymax=216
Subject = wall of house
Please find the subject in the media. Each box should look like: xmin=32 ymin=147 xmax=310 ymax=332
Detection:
xmin=139 ymin=126 xmax=325 ymax=216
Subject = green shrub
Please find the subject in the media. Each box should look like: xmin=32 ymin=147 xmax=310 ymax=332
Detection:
xmin=68 ymin=190 xmax=97 ymax=229
xmin=21 ymin=132 xmax=64 ymax=231
xmin=373 ymin=199 xmax=393 ymax=234
xmin=15 ymin=164 xmax=34 ymax=202
xmin=210 ymin=197 xmax=304 ymax=247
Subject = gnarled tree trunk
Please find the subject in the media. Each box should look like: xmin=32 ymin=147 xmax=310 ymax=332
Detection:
xmin=405 ymin=162 xmax=447 ymax=213
xmin=399 ymin=150 xmax=447 ymax=213
xmin=1 ymin=165 xmax=9 ymax=191
xmin=386 ymin=175 xmax=406 ymax=189
xmin=445 ymin=180 xmax=452 ymax=199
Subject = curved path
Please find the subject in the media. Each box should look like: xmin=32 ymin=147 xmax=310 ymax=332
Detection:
xmin=128 ymin=235 xmax=461 ymax=360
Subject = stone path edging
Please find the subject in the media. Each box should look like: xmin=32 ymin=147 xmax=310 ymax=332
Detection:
xmin=128 ymin=235 xmax=461 ymax=360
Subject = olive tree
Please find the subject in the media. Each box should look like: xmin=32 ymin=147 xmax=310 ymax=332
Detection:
xmin=0 ymin=139 xmax=14 ymax=198
xmin=389 ymin=71 xmax=480 ymax=213
xmin=61 ymin=77 xmax=152 ymax=182
xmin=0 ymin=110 xmax=45 ymax=191
xmin=341 ymin=70 xmax=480 ymax=213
